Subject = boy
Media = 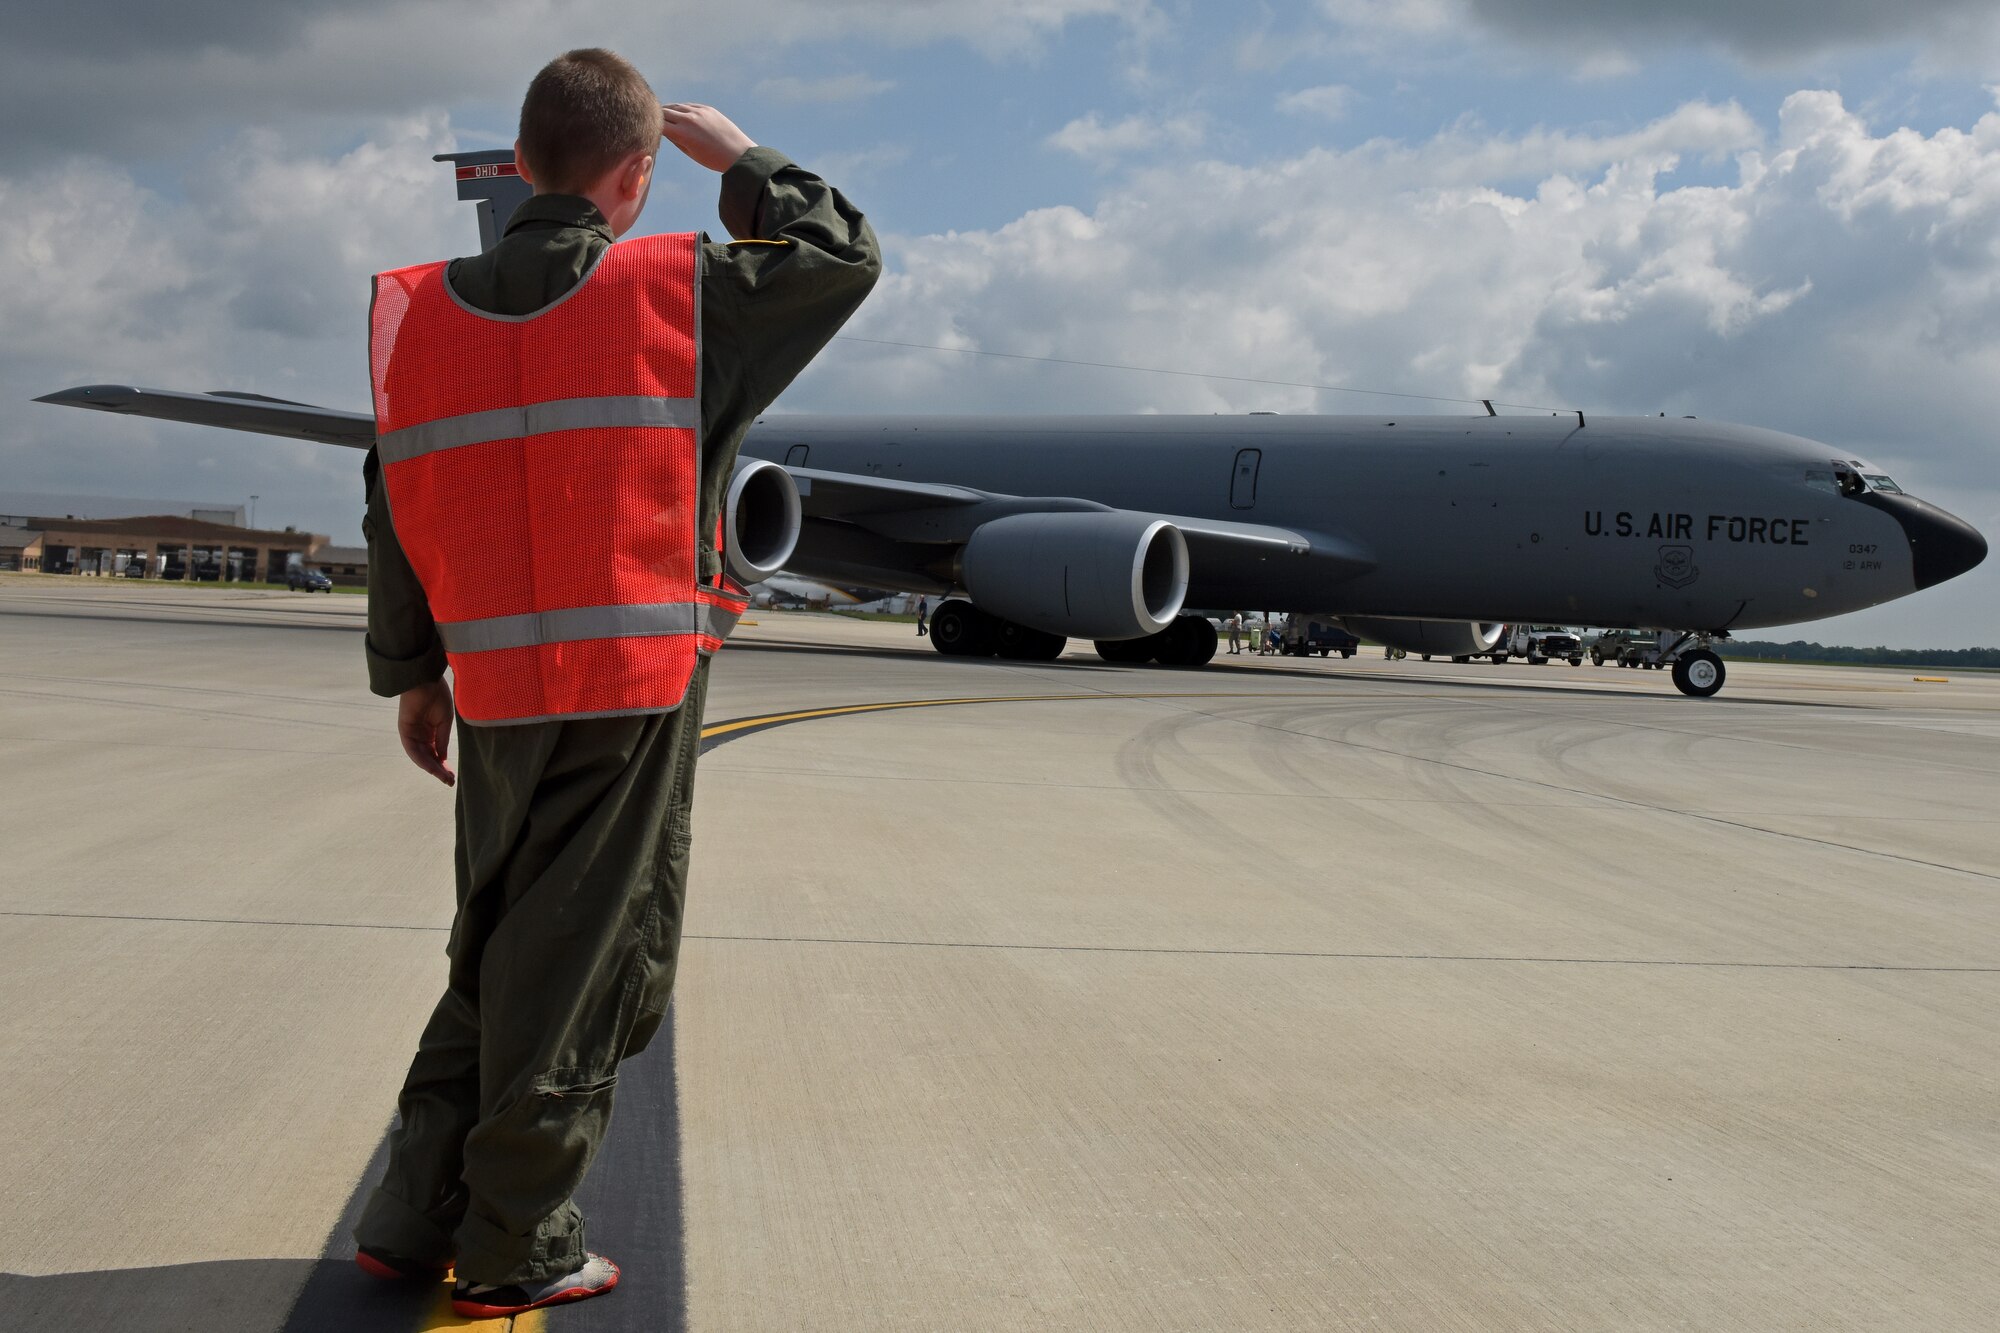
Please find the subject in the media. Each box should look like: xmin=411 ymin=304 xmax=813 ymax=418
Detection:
xmin=353 ymin=49 xmax=878 ymax=1318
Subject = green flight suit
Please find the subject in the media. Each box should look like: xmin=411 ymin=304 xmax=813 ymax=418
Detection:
xmin=353 ymin=148 xmax=879 ymax=1286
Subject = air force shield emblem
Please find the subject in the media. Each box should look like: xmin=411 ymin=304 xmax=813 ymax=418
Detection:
xmin=1654 ymin=544 xmax=1699 ymax=589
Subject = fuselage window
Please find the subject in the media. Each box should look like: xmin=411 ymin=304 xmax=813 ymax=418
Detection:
xmin=1864 ymin=474 xmax=1903 ymax=494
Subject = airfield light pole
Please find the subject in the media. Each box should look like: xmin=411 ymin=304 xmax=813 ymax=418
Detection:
xmin=249 ymin=495 xmax=258 ymax=529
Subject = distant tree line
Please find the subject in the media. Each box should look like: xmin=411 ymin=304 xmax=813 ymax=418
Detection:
xmin=1717 ymin=640 xmax=2000 ymax=668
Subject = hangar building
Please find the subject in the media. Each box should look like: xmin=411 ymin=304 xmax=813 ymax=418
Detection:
xmin=27 ymin=515 xmax=327 ymax=582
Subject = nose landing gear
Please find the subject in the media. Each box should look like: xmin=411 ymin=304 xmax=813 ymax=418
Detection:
xmin=1672 ymin=649 xmax=1725 ymax=697
xmin=1656 ymin=630 xmax=1727 ymax=697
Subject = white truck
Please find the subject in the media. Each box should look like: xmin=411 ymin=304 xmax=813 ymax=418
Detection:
xmin=1502 ymin=625 xmax=1586 ymax=665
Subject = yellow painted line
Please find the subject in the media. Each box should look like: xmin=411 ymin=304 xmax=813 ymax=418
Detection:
xmin=698 ymin=691 xmax=1393 ymax=743
xmin=1914 ymin=676 xmax=1950 ymax=683
xmin=410 ymin=1281 xmax=493 ymax=1330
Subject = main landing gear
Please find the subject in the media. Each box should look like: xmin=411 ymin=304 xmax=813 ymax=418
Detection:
xmin=1093 ymin=615 xmax=1218 ymax=667
xmin=925 ymin=600 xmax=1220 ymax=668
xmin=929 ymin=599 xmax=1067 ymax=661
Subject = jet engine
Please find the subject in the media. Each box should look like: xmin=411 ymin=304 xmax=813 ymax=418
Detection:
xmin=1338 ymin=617 xmax=1505 ymax=658
xmin=962 ymin=511 xmax=1190 ymax=640
xmin=723 ymin=458 xmax=803 ymax=586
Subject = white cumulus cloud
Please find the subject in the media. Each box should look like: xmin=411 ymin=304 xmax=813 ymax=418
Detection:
xmin=1046 ymin=112 xmax=1206 ymax=158
xmin=1276 ymin=84 xmax=1360 ymax=119
xmin=3 ymin=117 xmax=464 ymax=540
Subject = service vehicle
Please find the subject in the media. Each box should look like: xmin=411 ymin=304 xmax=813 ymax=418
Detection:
xmin=1282 ymin=616 xmax=1359 ymax=658
xmin=1589 ymin=628 xmax=1656 ymax=666
xmin=1503 ymin=624 xmax=1585 ymax=665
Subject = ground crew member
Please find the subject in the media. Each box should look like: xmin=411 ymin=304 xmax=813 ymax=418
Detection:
xmin=349 ymin=49 xmax=878 ymax=1319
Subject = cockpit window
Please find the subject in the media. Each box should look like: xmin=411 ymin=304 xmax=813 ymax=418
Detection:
xmin=1804 ymin=469 xmax=1838 ymax=494
xmin=1864 ymin=474 xmax=1903 ymax=494
xmin=1831 ymin=462 xmax=1868 ymax=497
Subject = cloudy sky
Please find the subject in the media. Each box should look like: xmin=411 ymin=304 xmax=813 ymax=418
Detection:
xmin=5 ymin=0 xmax=1998 ymax=646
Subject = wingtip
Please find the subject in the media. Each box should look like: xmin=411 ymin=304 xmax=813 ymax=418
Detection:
xmin=35 ymin=384 xmax=142 ymax=410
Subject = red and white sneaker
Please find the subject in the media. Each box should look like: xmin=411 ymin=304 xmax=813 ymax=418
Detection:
xmin=354 ymin=1245 xmax=453 ymax=1281
xmin=450 ymin=1252 xmax=620 ymax=1318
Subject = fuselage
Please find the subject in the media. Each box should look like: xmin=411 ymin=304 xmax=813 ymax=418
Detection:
xmin=742 ymin=413 xmax=1985 ymax=632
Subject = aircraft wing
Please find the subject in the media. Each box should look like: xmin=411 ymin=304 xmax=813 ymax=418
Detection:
xmin=778 ymin=462 xmax=1366 ymax=606
xmin=34 ymin=384 xmax=376 ymax=449
xmin=33 ymin=383 xmax=1365 ymax=583
xmin=786 ymin=463 xmax=1334 ymax=565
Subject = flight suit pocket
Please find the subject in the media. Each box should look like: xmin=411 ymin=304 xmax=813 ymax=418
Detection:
xmin=531 ymin=1068 xmax=619 ymax=1101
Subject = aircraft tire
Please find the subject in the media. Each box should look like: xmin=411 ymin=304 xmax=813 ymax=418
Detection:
xmin=1094 ymin=636 xmax=1158 ymax=664
xmin=995 ymin=621 xmax=1067 ymax=661
xmin=1672 ymin=650 xmax=1725 ymax=697
xmin=1451 ymin=655 xmax=1469 ymax=664
xmin=930 ymin=599 xmax=995 ymax=657
xmin=1156 ymin=615 xmax=1218 ymax=667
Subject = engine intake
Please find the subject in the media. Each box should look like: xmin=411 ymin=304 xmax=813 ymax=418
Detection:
xmin=724 ymin=458 xmax=803 ymax=586
xmin=963 ymin=511 xmax=1189 ymax=640
xmin=1338 ymin=617 xmax=1505 ymax=658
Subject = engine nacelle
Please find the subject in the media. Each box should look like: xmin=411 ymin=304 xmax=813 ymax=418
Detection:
xmin=1339 ymin=617 xmax=1505 ymax=658
xmin=724 ymin=458 xmax=803 ymax=586
xmin=962 ymin=511 xmax=1189 ymax=640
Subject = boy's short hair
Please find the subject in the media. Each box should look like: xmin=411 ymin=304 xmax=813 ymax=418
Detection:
xmin=518 ymin=48 xmax=660 ymax=196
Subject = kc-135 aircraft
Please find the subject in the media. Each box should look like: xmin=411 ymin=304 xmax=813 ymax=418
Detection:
xmin=38 ymin=151 xmax=1987 ymax=697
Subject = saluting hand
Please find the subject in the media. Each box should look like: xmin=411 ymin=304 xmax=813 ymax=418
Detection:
xmin=661 ymin=103 xmax=756 ymax=173
xmin=397 ymin=679 xmax=456 ymax=787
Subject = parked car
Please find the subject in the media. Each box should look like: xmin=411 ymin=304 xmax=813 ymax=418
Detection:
xmin=287 ymin=568 xmax=334 ymax=592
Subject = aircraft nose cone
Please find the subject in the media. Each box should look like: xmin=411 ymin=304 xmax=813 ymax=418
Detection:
xmin=1869 ymin=492 xmax=1988 ymax=590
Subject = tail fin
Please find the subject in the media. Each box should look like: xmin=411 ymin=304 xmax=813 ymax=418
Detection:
xmin=433 ymin=151 xmax=532 ymax=252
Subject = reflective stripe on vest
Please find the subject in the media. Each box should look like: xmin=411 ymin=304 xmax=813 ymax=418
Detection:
xmin=377 ymin=395 xmax=698 ymax=464
xmin=370 ymin=233 xmax=729 ymax=726
xmin=437 ymin=599 xmax=745 ymax=654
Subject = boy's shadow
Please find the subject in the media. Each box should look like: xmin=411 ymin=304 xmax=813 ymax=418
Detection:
xmin=0 ymin=1258 xmax=430 ymax=1333
xmin=15 ymin=996 xmax=691 ymax=1333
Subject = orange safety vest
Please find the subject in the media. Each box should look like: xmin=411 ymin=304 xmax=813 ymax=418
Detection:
xmin=369 ymin=233 xmax=746 ymax=725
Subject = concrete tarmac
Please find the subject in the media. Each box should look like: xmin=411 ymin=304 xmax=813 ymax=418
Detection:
xmin=2 ymin=576 xmax=1997 ymax=1331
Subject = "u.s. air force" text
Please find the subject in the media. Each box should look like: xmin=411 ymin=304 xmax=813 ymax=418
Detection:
xmin=1583 ymin=511 xmax=1810 ymax=545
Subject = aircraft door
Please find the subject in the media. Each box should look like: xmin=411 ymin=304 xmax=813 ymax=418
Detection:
xmin=786 ymin=444 xmax=810 ymax=466
xmin=1230 ymin=448 xmax=1261 ymax=509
